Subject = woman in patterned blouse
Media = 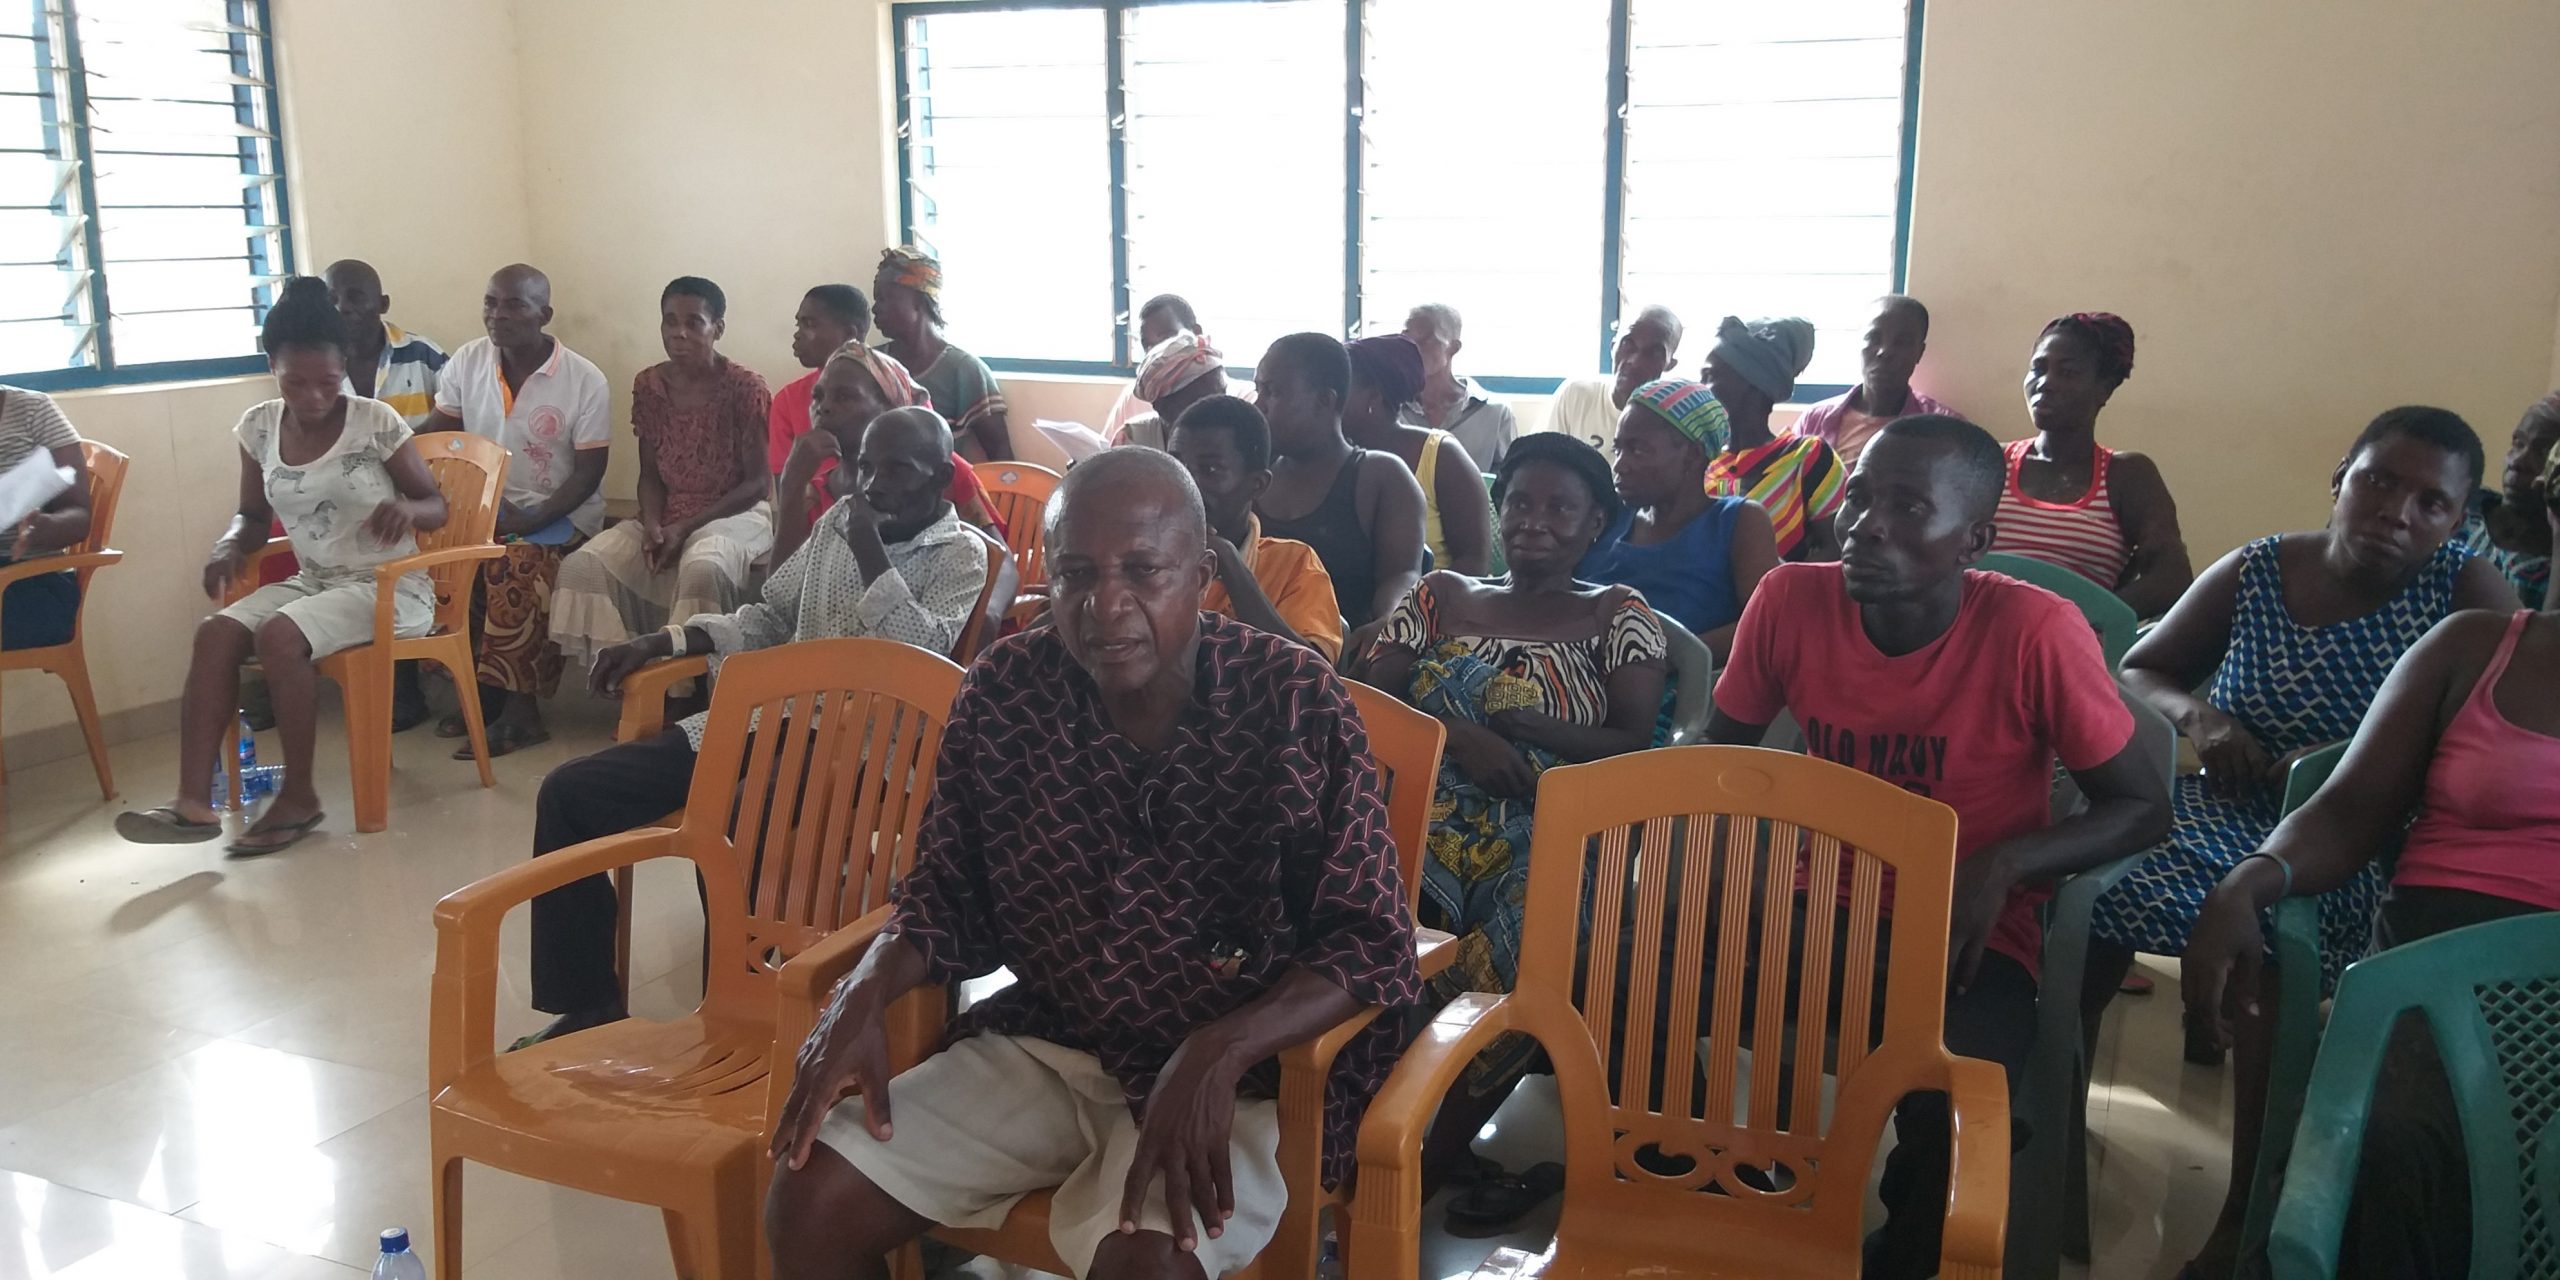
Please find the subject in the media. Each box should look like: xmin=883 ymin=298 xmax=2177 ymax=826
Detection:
xmin=1364 ymin=431 xmax=1668 ymax=1225
xmin=551 ymin=276 xmax=772 ymax=676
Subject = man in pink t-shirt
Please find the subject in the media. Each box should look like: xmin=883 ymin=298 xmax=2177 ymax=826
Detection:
xmin=1792 ymin=295 xmax=1964 ymax=469
xmin=1709 ymin=414 xmax=2168 ymax=1278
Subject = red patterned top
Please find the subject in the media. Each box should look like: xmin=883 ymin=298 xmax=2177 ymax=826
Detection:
xmin=889 ymin=614 xmax=1423 ymax=1187
xmin=632 ymin=358 xmax=771 ymax=527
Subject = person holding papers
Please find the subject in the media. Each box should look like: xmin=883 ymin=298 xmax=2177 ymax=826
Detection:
xmin=0 ymin=383 xmax=92 ymax=652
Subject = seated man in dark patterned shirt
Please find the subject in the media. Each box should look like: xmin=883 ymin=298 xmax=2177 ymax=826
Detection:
xmin=765 ymin=448 xmax=1422 ymax=1280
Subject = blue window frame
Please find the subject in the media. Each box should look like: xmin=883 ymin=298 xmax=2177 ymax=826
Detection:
xmin=2 ymin=0 xmax=294 ymax=390
xmin=891 ymin=0 xmax=1920 ymax=399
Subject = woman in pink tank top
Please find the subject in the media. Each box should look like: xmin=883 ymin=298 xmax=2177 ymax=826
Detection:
xmin=2183 ymin=606 xmax=2560 ymax=1277
xmin=1994 ymin=312 xmax=2193 ymax=617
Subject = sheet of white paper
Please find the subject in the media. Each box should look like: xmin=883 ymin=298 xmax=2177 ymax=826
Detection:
xmin=0 ymin=450 xmax=72 ymax=532
xmin=1033 ymin=418 xmax=1108 ymax=465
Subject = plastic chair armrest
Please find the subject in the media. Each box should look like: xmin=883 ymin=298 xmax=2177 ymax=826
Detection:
xmin=365 ymin=545 xmax=501 ymax=643
xmin=241 ymin=536 xmax=294 ymax=575
xmin=429 ymin=828 xmax=688 ymax=1089
xmin=1344 ymin=994 xmax=1517 ymax=1280
xmin=1935 ymin=1053 xmax=2015 ymax=1279
xmin=771 ymin=908 xmax=895 ymax=1052
xmin=1414 ymin=927 xmax=1456 ymax=980
xmin=2037 ymin=849 xmax=2152 ymax=1042
xmin=2264 ymin=1013 xmax=2389 ymax=1280
xmin=2243 ymin=894 xmax=2333 ymax=1254
xmin=1351 ymin=993 xmax=1515 ymax=1175
xmin=1277 ymin=1003 xmax=1388 ymax=1083
xmin=616 ymin=654 xmax=713 ymax=743
xmin=0 ymin=548 xmax=121 ymax=586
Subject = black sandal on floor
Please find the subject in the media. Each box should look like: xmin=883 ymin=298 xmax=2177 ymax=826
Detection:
xmin=1443 ymin=1161 xmax=1564 ymax=1236
xmin=115 ymin=806 xmax=224 ymax=844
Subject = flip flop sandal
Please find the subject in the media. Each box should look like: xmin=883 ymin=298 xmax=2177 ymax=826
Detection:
xmin=115 ymin=807 xmax=224 ymax=844
xmin=2120 ymin=972 xmax=2157 ymax=995
xmin=434 ymin=712 xmax=472 ymax=739
xmin=225 ymin=811 xmax=325 ymax=857
xmin=1444 ymin=1161 xmax=1565 ymax=1237
xmin=462 ymin=721 xmax=550 ymax=761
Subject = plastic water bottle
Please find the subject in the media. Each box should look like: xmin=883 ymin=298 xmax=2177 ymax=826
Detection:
xmin=211 ymin=713 xmax=263 ymax=809
xmin=372 ymin=1228 xmax=427 ymax=1280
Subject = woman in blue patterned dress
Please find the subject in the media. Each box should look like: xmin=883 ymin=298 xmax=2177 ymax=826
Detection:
xmin=2084 ymin=405 xmax=2518 ymax=1280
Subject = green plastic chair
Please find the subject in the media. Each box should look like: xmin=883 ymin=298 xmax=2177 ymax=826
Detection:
xmin=1982 ymin=552 xmax=2140 ymax=667
xmin=2267 ymin=912 xmax=2560 ymax=1277
xmin=1656 ymin=614 xmax=1716 ymax=747
xmin=2235 ymin=744 xmax=2368 ymax=1258
xmin=2012 ymin=690 xmax=2177 ymax=1279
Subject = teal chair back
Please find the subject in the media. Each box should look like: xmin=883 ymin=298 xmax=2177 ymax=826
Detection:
xmin=1981 ymin=552 xmax=2140 ymax=667
xmin=2268 ymin=912 xmax=2560 ymax=1278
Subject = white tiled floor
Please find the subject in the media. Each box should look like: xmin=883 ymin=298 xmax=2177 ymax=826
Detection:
xmin=0 ymin=691 xmax=2232 ymax=1279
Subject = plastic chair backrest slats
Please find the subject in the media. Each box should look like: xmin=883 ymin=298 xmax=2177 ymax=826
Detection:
xmin=683 ymin=638 xmax=964 ymax=1015
xmin=74 ymin=440 xmax=128 ymax=559
xmin=418 ymin=434 xmax=509 ymax=634
xmin=1791 ymin=827 xmax=1848 ymax=1132
xmin=1981 ymin=552 xmax=2139 ymax=667
xmin=1518 ymin=747 xmax=1959 ymax=1243
xmin=1339 ymin=682 xmax=1447 ymax=891
xmin=981 ymin=462 xmax=1061 ymax=589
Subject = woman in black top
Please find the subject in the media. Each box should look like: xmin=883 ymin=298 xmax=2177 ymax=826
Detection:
xmin=1252 ymin=332 xmax=1426 ymax=666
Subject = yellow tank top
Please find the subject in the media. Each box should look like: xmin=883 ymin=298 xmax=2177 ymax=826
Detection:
xmin=1418 ymin=428 xmax=1448 ymax=568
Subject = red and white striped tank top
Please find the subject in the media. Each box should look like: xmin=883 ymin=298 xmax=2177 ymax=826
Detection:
xmin=1992 ymin=438 xmax=2130 ymax=588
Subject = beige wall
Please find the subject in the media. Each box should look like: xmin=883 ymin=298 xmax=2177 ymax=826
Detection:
xmin=4 ymin=0 xmax=536 ymax=759
xmin=509 ymin=0 xmax=900 ymax=497
xmin=1902 ymin=0 xmax=2560 ymax=564
xmin=18 ymin=0 xmax=2560 ymax=761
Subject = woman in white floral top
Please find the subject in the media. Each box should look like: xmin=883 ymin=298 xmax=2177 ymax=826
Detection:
xmin=117 ymin=277 xmax=449 ymax=856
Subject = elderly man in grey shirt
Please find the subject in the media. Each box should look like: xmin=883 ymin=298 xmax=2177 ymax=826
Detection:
xmin=1400 ymin=303 xmax=1518 ymax=468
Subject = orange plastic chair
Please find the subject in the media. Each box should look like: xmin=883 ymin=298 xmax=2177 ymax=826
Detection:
xmin=602 ymin=530 xmax=1007 ymax=997
xmin=950 ymin=525 xmax=1017 ymax=665
xmin=224 ymin=432 xmax=508 ymax=831
xmin=0 ymin=440 xmax=128 ymax=800
xmin=977 ymin=461 xmax=1060 ymax=592
xmin=836 ymin=676 xmax=1448 ymax=1280
xmin=428 ymin=637 xmax=965 ymax=1280
xmin=1347 ymin=746 xmax=2011 ymax=1280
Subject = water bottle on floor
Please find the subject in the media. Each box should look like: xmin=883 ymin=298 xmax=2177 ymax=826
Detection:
xmin=211 ymin=713 xmax=264 ymax=810
xmin=372 ymin=1227 xmax=427 ymax=1280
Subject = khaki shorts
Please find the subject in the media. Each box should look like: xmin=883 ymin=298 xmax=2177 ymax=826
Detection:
xmin=817 ymin=1034 xmax=1284 ymax=1279
xmin=218 ymin=572 xmax=433 ymax=661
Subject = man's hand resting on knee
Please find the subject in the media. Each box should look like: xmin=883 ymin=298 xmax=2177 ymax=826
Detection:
xmin=1120 ymin=1029 xmax=1248 ymax=1251
xmin=770 ymin=936 xmax=930 ymax=1170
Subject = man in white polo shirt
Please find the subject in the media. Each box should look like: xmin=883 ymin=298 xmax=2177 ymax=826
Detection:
xmin=424 ymin=263 xmax=610 ymax=756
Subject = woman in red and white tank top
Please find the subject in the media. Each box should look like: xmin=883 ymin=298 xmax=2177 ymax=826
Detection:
xmin=1994 ymin=312 xmax=2193 ymax=619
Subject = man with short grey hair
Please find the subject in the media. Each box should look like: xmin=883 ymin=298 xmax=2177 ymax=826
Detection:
xmin=1400 ymin=303 xmax=1517 ymax=467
